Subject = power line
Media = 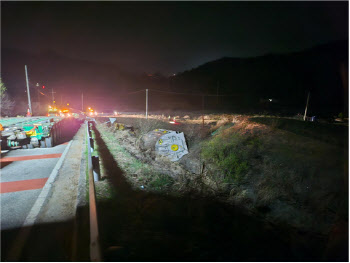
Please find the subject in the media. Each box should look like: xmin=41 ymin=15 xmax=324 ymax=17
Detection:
xmin=148 ymin=89 xmax=239 ymax=97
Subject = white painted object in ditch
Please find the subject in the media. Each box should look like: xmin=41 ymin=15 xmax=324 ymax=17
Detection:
xmin=109 ymin=118 xmax=117 ymax=124
xmin=155 ymin=130 xmax=189 ymax=161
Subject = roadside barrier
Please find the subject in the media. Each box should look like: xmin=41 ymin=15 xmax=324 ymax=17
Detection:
xmin=50 ymin=120 xmax=62 ymax=146
xmin=86 ymin=120 xmax=102 ymax=261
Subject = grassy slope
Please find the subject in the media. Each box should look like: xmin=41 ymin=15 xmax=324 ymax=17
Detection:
xmin=95 ymin=115 xmax=348 ymax=236
xmin=202 ymin=116 xmax=347 ymax=234
xmin=95 ymin=122 xmax=175 ymax=194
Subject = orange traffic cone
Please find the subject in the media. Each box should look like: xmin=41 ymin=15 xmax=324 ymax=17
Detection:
xmin=26 ymin=109 xmax=31 ymax=117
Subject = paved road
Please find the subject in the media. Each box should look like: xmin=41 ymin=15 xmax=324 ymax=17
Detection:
xmin=0 ymin=143 xmax=68 ymax=231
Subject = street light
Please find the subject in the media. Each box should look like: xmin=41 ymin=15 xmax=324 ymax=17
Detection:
xmin=36 ymin=83 xmax=40 ymax=106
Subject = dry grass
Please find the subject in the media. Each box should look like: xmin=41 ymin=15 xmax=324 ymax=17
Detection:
xmin=96 ymin=114 xmax=347 ymax=235
xmin=199 ymin=115 xmax=347 ymax=233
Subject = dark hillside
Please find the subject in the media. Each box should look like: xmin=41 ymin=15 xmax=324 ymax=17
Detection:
xmin=1 ymin=40 xmax=348 ymax=115
xmin=172 ymin=40 xmax=348 ymax=116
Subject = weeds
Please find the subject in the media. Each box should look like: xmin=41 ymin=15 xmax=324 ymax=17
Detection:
xmin=149 ymin=173 xmax=174 ymax=191
xmin=201 ymin=132 xmax=260 ymax=185
xmin=95 ymin=114 xmax=347 ymax=235
xmin=250 ymin=117 xmax=348 ymax=147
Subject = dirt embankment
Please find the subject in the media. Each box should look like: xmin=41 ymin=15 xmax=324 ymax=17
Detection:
xmin=95 ymin=114 xmax=348 ymax=259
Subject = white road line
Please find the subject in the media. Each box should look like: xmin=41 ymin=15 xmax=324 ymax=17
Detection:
xmin=6 ymin=140 xmax=73 ymax=261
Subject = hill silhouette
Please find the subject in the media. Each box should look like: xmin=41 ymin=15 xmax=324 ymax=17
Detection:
xmin=1 ymin=40 xmax=348 ymax=116
xmin=170 ymin=40 xmax=348 ymax=116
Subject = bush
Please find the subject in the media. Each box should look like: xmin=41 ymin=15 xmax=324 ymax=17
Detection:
xmin=201 ymin=132 xmax=261 ymax=185
xmin=149 ymin=173 xmax=174 ymax=191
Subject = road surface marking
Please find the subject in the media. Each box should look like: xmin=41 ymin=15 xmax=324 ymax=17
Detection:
xmin=6 ymin=140 xmax=73 ymax=261
xmin=0 ymin=153 xmax=62 ymax=163
xmin=0 ymin=178 xmax=48 ymax=193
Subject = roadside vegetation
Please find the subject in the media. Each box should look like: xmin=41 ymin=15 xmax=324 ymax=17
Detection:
xmin=0 ymin=78 xmax=14 ymax=116
xmin=95 ymin=114 xmax=348 ymax=237
xmin=96 ymin=121 xmax=176 ymax=194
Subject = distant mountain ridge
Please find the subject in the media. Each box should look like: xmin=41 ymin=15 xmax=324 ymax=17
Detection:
xmin=170 ymin=40 xmax=348 ymax=115
xmin=1 ymin=39 xmax=348 ymax=115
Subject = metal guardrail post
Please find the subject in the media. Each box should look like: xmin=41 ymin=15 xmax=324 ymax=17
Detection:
xmin=86 ymin=121 xmax=102 ymax=261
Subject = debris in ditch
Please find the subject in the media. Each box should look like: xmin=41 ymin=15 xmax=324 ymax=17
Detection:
xmin=139 ymin=129 xmax=189 ymax=162
xmin=109 ymin=118 xmax=117 ymax=124
xmin=114 ymin=122 xmax=134 ymax=131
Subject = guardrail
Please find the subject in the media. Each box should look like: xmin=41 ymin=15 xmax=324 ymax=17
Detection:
xmin=86 ymin=120 xmax=102 ymax=261
xmin=50 ymin=120 xmax=62 ymax=146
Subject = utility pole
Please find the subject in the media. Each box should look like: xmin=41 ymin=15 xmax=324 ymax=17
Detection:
xmin=25 ymin=65 xmax=32 ymax=116
xmin=145 ymin=89 xmax=148 ymax=119
xmin=303 ymin=91 xmax=310 ymax=121
xmin=82 ymin=92 xmax=84 ymax=111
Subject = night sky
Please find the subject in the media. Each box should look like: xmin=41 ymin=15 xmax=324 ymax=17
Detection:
xmin=2 ymin=1 xmax=347 ymax=75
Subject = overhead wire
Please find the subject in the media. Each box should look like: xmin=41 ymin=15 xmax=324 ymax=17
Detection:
xmin=148 ymin=88 xmax=239 ymax=97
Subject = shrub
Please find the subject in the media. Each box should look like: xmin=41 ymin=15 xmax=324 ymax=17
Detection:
xmin=201 ymin=132 xmax=260 ymax=185
xmin=149 ymin=173 xmax=174 ymax=191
